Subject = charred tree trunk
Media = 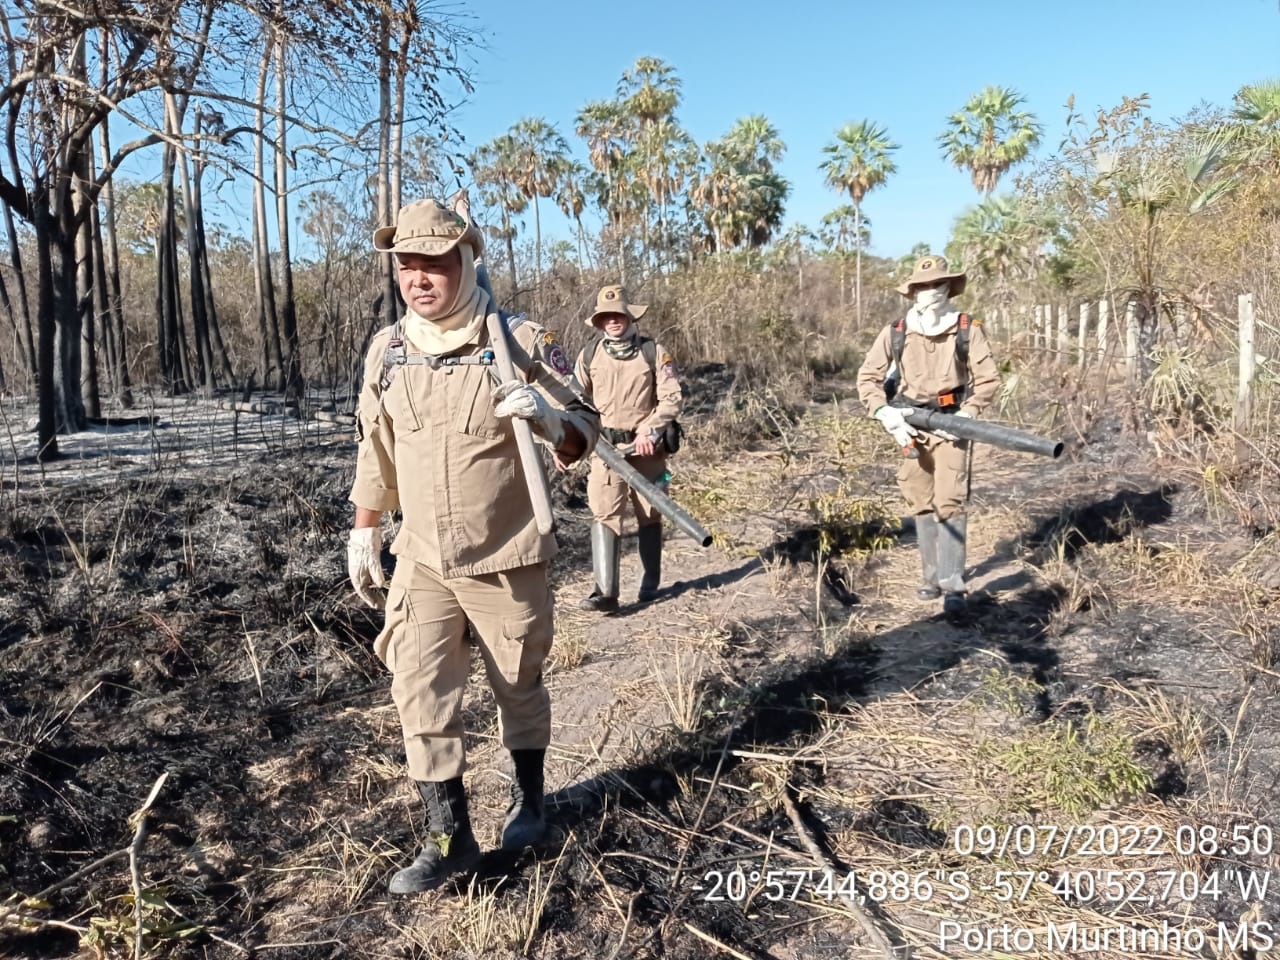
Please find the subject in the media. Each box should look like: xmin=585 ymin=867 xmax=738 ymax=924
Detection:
xmin=76 ymin=145 xmax=100 ymax=419
xmin=375 ymin=12 xmax=397 ymax=324
xmin=90 ymin=194 xmax=117 ymax=399
xmin=33 ymin=193 xmax=58 ymax=460
xmin=95 ymin=69 xmax=132 ymax=406
xmin=2 ymin=206 xmax=36 ymax=380
xmin=96 ymin=29 xmax=131 ymax=406
xmin=191 ymin=114 xmax=234 ymax=384
xmin=274 ymin=23 xmax=302 ymax=400
xmin=253 ymin=39 xmax=282 ymax=389
xmin=53 ymin=193 xmax=86 ymax=433
xmin=157 ymin=140 xmax=189 ymax=393
xmin=173 ymin=96 xmax=213 ymax=396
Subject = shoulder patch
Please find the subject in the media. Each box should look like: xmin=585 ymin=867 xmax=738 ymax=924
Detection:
xmin=660 ymin=360 xmax=677 ymax=378
xmin=546 ymin=343 xmax=570 ymax=376
xmin=542 ymin=330 xmax=558 ymax=346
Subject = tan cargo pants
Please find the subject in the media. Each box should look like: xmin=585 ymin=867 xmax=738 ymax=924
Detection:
xmin=588 ymin=452 xmax=667 ymax=535
xmin=374 ymin=559 xmax=553 ymax=781
xmin=898 ymin=435 xmax=970 ymax=519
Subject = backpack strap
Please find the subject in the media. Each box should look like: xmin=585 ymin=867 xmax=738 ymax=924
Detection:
xmin=889 ymin=318 xmax=906 ymax=372
xmin=639 ymin=337 xmax=659 ymax=390
xmin=955 ymin=313 xmax=972 ymax=380
xmin=380 ymin=321 xmax=406 ymax=390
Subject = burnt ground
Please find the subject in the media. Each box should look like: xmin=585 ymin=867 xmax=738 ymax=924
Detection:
xmin=1 ymin=378 xmax=1279 ymax=960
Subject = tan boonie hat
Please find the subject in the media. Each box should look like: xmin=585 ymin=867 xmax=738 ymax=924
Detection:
xmin=373 ymin=198 xmax=484 ymax=257
xmin=896 ymin=254 xmax=966 ymax=297
xmin=585 ymin=284 xmax=648 ymax=328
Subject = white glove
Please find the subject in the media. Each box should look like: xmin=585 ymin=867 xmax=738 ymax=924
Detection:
xmin=932 ymin=409 xmax=972 ymax=442
xmin=347 ymin=526 xmax=385 ymax=609
xmin=493 ymin=379 xmax=565 ymax=447
xmin=873 ymin=405 xmax=919 ymax=450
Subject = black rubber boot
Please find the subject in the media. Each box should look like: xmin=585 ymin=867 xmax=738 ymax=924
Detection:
xmin=579 ymin=522 xmax=621 ymax=612
xmin=388 ymin=778 xmax=482 ymax=894
xmin=936 ymin=514 xmax=968 ymax=618
xmin=636 ymin=524 xmax=663 ymax=602
xmin=915 ymin=513 xmax=941 ymax=599
xmin=501 ymin=748 xmax=547 ymax=850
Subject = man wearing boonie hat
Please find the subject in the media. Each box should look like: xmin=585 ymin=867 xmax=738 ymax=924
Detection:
xmin=856 ymin=254 xmax=1000 ymax=616
xmin=573 ymin=285 xmax=684 ymax=612
xmin=346 ymin=197 xmax=600 ymax=894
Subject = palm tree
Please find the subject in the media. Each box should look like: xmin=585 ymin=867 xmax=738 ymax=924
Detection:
xmin=690 ymin=130 xmax=790 ymax=254
xmin=555 ymin=160 xmax=592 ymax=272
xmin=508 ymin=117 xmax=569 ymax=289
xmin=470 ymin=135 xmax=528 ymax=293
xmin=821 ymin=205 xmax=872 ymax=307
xmin=575 ymin=99 xmax=634 ymax=278
xmin=634 ymin=117 xmax=694 ymax=269
xmin=1222 ymin=80 xmax=1280 ymax=171
xmin=617 ymin=56 xmax=680 ymax=127
xmin=726 ymin=115 xmax=785 ymax=173
xmin=820 ymin=120 xmax=898 ymax=322
xmin=939 ymin=86 xmax=1042 ymax=196
xmin=947 ymin=195 xmax=1045 ymax=304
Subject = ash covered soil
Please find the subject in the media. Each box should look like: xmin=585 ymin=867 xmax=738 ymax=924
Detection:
xmin=1 ymin=380 xmax=1279 ymax=960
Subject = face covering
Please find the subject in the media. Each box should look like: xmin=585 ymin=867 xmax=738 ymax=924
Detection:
xmin=913 ymin=285 xmax=950 ymax=313
xmin=906 ymin=283 xmax=959 ymax=337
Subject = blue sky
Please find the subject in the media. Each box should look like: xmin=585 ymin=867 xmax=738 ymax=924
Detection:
xmin=444 ymin=0 xmax=1280 ymax=259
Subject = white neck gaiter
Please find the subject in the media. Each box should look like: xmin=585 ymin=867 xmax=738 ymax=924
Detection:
xmin=402 ymin=244 xmax=487 ymax=354
xmin=906 ymin=286 xmax=959 ymax=337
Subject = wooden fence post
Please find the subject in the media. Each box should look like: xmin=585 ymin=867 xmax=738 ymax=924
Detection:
xmin=1124 ymin=300 xmax=1139 ymax=376
xmin=1235 ymin=293 xmax=1256 ymax=458
xmin=1097 ymin=299 xmax=1110 ymax=359
xmin=1033 ymin=304 xmax=1043 ymax=350
xmin=1057 ymin=302 xmax=1069 ymax=365
xmin=1077 ymin=301 xmax=1091 ymax=371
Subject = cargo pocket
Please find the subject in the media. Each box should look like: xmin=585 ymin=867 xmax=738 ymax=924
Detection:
xmin=493 ymin=611 xmax=553 ymax=687
xmin=383 ymin=370 xmax=425 ymax=433
xmin=373 ymin=584 xmax=414 ymax=673
xmin=454 ymin=366 xmax=504 ymax=439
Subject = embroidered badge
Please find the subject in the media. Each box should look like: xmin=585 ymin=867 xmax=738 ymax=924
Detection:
xmin=660 ymin=360 xmax=677 ymax=378
xmin=542 ymin=330 xmax=558 ymax=345
xmin=547 ymin=344 xmax=570 ymax=376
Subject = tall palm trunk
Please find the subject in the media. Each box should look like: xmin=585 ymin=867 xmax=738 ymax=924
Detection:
xmin=853 ymin=198 xmax=863 ymax=329
xmin=532 ymin=195 xmax=542 ymax=290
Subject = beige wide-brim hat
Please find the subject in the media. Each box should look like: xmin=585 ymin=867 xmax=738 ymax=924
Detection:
xmin=373 ymin=198 xmax=484 ymax=257
xmin=585 ymin=284 xmax=648 ymax=328
xmin=896 ymin=254 xmax=967 ymax=297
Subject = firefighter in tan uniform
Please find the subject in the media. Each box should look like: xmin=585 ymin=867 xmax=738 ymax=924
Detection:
xmin=856 ymin=255 xmax=999 ymax=616
xmin=345 ymin=198 xmax=599 ymax=894
xmin=573 ymin=286 xmax=683 ymax=612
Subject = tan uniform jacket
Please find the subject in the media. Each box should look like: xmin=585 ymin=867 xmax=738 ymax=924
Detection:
xmin=350 ymin=313 xmax=599 ymax=578
xmin=573 ymin=337 xmax=683 ymax=439
xmin=856 ymin=317 xmax=1000 ymax=417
